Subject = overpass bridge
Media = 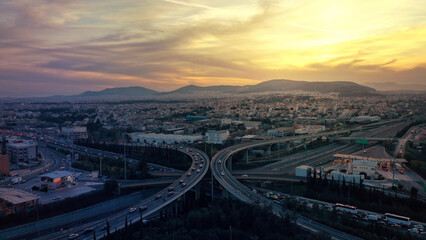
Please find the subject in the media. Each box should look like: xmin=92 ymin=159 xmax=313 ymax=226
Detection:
xmin=333 ymin=137 xmax=399 ymax=142
xmin=0 ymin=134 xmax=210 ymax=240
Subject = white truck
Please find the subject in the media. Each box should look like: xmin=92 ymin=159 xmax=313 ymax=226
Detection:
xmin=11 ymin=176 xmax=22 ymax=184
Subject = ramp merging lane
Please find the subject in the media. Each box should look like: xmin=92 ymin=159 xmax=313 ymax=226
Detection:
xmin=211 ymin=131 xmax=365 ymax=240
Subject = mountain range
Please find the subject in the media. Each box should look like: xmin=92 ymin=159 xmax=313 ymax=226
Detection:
xmin=0 ymin=79 xmax=379 ymax=102
xmin=75 ymin=79 xmax=377 ymax=99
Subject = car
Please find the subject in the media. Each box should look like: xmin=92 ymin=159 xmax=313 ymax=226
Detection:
xmin=220 ymin=171 xmax=225 ymax=176
xmin=139 ymin=206 xmax=148 ymax=212
xmin=155 ymin=195 xmax=162 ymax=200
xmin=242 ymin=174 xmax=248 ymax=177
xmin=68 ymin=233 xmax=79 ymax=239
xmin=83 ymin=228 xmax=94 ymax=234
xmin=187 ymin=172 xmax=191 ymax=176
xmin=181 ymin=182 xmax=186 ymax=187
xmin=179 ymin=179 xmax=184 ymax=183
xmin=414 ymin=224 xmax=424 ymax=231
xmin=168 ymin=187 xmax=174 ymax=191
xmin=218 ymin=160 xmax=222 ymax=164
xmin=167 ymin=192 xmax=174 ymax=196
xmin=196 ymin=169 xmax=200 ymax=173
xmin=199 ymin=164 xmax=203 ymax=168
xmin=192 ymin=167 xmax=195 ymax=171
xmin=129 ymin=207 xmax=136 ymax=213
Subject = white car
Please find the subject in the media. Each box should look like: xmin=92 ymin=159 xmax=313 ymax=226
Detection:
xmin=68 ymin=233 xmax=79 ymax=239
xmin=129 ymin=207 xmax=136 ymax=213
xmin=220 ymin=171 xmax=225 ymax=176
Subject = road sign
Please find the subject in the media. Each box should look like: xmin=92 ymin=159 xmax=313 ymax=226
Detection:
xmin=355 ymin=139 xmax=369 ymax=144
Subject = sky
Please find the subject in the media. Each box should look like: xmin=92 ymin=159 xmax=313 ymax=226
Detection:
xmin=0 ymin=0 xmax=425 ymax=97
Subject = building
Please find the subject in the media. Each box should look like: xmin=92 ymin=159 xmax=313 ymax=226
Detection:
xmin=6 ymin=140 xmax=37 ymax=163
xmin=186 ymin=115 xmax=209 ymax=121
xmin=130 ymin=132 xmax=203 ymax=144
xmin=40 ymin=171 xmax=75 ymax=190
xmin=61 ymin=126 xmax=88 ymax=140
xmin=295 ymin=165 xmax=314 ymax=177
xmin=0 ymin=188 xmax=40 ymax=214
xmin=267 ymin=127 xmax=294 ymax=137
xmin=206 ymin=130 xmax=229 ymax=144
xmin=330 ymin=171 xmax=363 ymax=184
xmin=349 ymin=116 xmax=380 ymax=124
xmin=295 ymin=125 xmax=325 ymax=135
xmin=0 ymin=154 xmax=10 ymax=176
xmin=349 ymin=160 xmax=377 ymax=178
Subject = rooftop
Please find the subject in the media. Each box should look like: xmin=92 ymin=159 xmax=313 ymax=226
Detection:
xmin=0 ymin=188 xmax=40 ymax=204
xmin=40 ymin=171 xmax=74 ymax=179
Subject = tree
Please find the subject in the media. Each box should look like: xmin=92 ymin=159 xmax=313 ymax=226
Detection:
xmin=410 ymin=187 xmax=419 ymax=200
xmin=104 ymin=179 xmax=119 ymax=196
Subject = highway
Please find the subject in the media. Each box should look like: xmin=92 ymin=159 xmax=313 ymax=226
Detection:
xmin=210 ymin=124 xmax=412 ymax=239
xmin=211 ymin=136 xmax=363 ymax=239
xmin=0 ymin=129 xmax=210 ymax=240
xmin=48 ymin=146 xmax=209 ymax=240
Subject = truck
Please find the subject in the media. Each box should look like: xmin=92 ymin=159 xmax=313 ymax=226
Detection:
xmin=366 ymin=215 xmax=379 ymax=221
xmin=11 ymin=176 xmax=22 ymax=184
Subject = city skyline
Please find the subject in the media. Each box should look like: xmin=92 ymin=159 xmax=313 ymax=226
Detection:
xmin=1 ymin=0 xmax=426 ymax=97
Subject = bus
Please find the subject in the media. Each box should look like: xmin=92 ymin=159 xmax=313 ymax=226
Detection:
xmin=335 ymin=203 xmax=358 ymax=214
xmin=384 ymin=213 xmax=411 ymax=226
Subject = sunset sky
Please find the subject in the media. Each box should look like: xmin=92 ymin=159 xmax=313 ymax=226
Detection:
xmin=1 ymin=0 xmax=425 ymax=97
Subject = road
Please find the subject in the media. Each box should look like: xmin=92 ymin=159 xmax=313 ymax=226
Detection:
xmin=211 ymin=122 xmax=416 ymax=239
xmin=211 ymin=134 xmax=362 ymax=239
xmin=0 ymin=140 xmax=209 ymax=240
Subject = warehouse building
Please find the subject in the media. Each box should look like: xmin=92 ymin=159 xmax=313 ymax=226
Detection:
xmin=130 ymin=132 xmax=203 ymax=144
xmin=0 ymin=188 xmax=40 ymax=214
xmin=40 ymin=171 xmax=76 ymax=191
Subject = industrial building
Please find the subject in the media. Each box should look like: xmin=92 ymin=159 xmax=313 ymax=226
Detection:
xmin=130 ymin=132 xmax=203 ymax=144
xmin=0 ymin=154 xmax=10 ymax=176
xmin=6 ymin=140 xmax=37 ymax=163
xmin=330 ymin=171 xmax=363 ymax=184
xmin=40 ymin=171 xmax=76 ymax=190
xmin=61 ymin=126 xmax=88 ymax=140
xmin=349 ymin=160 xmax=378 ymax=178
xmin=0 ymin=188 xmax=40 ymax=214
xmin=206 ymin=130 xmax=229 ymax=144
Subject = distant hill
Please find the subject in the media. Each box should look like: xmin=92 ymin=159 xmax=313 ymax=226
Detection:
xmin=164 ymin=79 xmax=376 ymax=96
xmin=0 ymin=79 xmax=377 ymax=102
xmin=166 ymin=85 xmax=240 ymax=95
xmin=78 ymin=86 xmax=158 ymax=98
xmin=363 ymin=82 xmax=426 ymax=91
xmin=236 ymin=79 xmax=376 ymax=96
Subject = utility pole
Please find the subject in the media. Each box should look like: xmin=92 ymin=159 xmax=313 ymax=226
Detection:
xmin=229 ymin=225 xmax=232 ymax=240
xmin=348 ymin=185 xmax=350 ymax=205
xmin=100 ymin=154 xmax=103 ymax=177
xmin=123 ymin=134 xmax=127 ymax=180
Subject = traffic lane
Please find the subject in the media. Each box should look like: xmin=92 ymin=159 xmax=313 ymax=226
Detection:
xmin=254 ymin=186 xmax=426 ymax=227
xmin=83 ymin=148 xmax=208 ymax=239
xmin=296 ymin=216 xmax=362 ymax=240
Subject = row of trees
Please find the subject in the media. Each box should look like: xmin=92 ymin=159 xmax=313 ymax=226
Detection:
xmin=284 ymin=197 xmax=424 ymax=240
xmin=76 ymin=141 xmax=192 ymax=171
xmin=102 ymin=199 xmax=329 ymax=240
xmin=305 ymin=169 xmax=426 ymax=222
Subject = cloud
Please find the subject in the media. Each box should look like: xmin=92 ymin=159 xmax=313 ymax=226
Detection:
xmin=0 ymin=0 xmax=425 ymax=97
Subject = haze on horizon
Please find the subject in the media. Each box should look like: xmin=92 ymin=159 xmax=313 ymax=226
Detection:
xmin=1 ymin=0 xmax=425 ymax=97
